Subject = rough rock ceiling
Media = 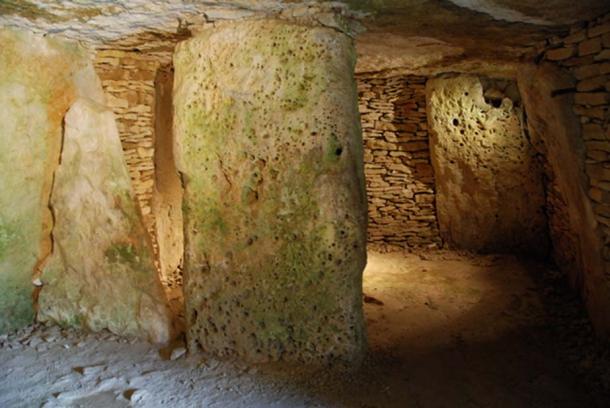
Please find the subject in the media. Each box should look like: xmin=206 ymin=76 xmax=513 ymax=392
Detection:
xmin=443 ymin=0 xmax=610 ymax=25
xmin=1 ymin=0 xmax=609 ymax=73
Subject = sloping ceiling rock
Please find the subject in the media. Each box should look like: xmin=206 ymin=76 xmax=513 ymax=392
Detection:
xmin=446 ymin=0 xmax=610 ymax=25
xmin=1 ymin=1 xmax=609 ymax=73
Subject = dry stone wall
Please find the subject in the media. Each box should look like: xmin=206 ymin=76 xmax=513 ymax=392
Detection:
xmin=543 ymin=14 xmax=610 ymax=261
xmin=540 ymin=13 xmax=610 ymax=334
xmin=94 ymin=33 xmax=186 ymax=287
xmin=357 ymin=75 xmax=441 ymax=248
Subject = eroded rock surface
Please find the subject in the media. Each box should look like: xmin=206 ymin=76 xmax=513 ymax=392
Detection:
xmin=0 ymin=29 xmax=91 ymax=334
xmin=38 ymin=99 xmax=171 ymax=343
xmin=174 ymin=19 xmax=367 ymax=363
xmin=427 ymin=75 xmax=548 ymax=255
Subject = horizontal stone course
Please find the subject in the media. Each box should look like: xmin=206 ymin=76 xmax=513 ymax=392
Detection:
xmin=577 ymin=75 xmax=609 ymax=92
xmin=579 ymin=37 xmax=602 ymax=56
xmin=589 ymin=22 xmax=610 ymax=39
xmin=574 ymin=62 xmax=610 ymax=80
xmin=575 ymin=92 xmax=610 ymax=106
xmin=547 ymin=46 xmax=576 ymax=61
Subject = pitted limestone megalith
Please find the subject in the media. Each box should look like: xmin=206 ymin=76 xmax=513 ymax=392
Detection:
xmin=427 ymin=75 xmax=548 ymax=256
xmin=173 ymin=19 xmax=368 ymax=364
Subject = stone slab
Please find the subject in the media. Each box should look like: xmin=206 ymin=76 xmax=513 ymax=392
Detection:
xmin=38 ymin=99 xmax=171 ymax=343
xmin=173 ymin=19 xmax=367 ymax=363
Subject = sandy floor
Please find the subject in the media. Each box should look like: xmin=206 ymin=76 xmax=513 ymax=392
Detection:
xmin=0 ymin=250 xmax=604 ymax=407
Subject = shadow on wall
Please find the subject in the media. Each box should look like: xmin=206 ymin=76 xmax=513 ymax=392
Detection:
xmin=517 ymin=64 xmax=610 ymax=336
xmin=152 ymin=64 xmax=185 ymax=332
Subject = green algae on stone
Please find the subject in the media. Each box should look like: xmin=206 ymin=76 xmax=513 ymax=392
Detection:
xmin=174 ymin=19 xmax=367 ymax=364
xmin=0 ymin=221 xmax=17 ymax=259
xmin=105 ymin=243 xmax=141 ymax=269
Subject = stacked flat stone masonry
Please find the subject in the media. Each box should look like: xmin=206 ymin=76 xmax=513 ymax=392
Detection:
xmin=543 ymin=14 xmax=610 ymax=263
xmin=94 ymin=33 xmax=186 ymax=284
xmin=357 ymin=75 xmax=442 ymax=248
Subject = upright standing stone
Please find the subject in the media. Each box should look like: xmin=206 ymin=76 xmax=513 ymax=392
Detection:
xmin=427 ymin=75 xmax=548 ymax=256
xmin=174 ymin=19 xmax=367 ymax=363
xmin=38 ymin=99 xmax=172 ymax=343
xmin=0 ymin=29 xmax=89 ymax=334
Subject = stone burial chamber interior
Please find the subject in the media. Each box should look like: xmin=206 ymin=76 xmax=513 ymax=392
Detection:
xmin=2 ymin=0 xmax=610 ymax=389
xmin=0 ymin=13 xmax=369 ymax=365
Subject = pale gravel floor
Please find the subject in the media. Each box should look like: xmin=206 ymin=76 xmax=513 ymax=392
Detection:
xmin=0 ymin=250 xmax=602 ymax=407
